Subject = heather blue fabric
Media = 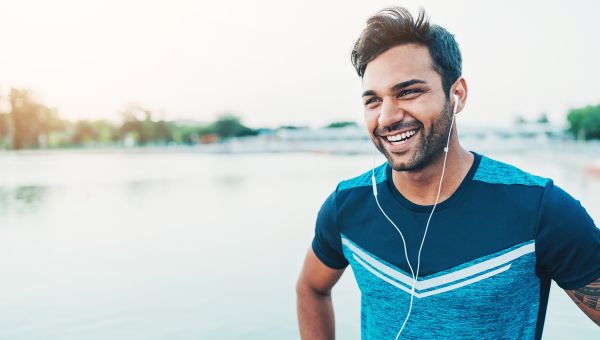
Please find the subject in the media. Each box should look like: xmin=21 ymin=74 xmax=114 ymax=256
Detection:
xmin=473 ymin=156 xmax=548 ymax=187
xmin=338 ymin=162 xmax=387 ymax=191
xmin=311 ymin=152 xmax=600 ymax=339
xmin=342 ymin=236 xmax=539 ymax=340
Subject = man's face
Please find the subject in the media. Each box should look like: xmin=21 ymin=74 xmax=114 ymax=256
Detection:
xmin=362 ymin=44 xmax=452 ymax=172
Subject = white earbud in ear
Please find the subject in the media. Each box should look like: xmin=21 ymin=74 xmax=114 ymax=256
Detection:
xmin=453 ymin=94 xmax=459 ymax=115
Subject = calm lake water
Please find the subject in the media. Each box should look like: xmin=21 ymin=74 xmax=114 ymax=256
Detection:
xmin=0 ymin=149 xmax=598 ymax=339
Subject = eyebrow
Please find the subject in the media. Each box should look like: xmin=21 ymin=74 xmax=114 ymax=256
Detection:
xmin=361 ymin=79 xmax=427 ymax=97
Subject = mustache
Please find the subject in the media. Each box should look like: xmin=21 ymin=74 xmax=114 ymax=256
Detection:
xmin=375 ymin=121 xmax=422 ymax=136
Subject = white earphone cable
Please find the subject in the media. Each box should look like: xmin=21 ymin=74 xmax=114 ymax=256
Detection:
xmin=414 ymin=101 xmax=457 ymax=289
xmin=371 ymin=95 xmax=459 ymax=339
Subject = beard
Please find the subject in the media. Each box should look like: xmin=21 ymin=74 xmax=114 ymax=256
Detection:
xmin=373 ymin=100 xmax=453 ymax=172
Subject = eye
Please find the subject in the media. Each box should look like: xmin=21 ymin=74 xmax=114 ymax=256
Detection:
xmin=397 ymin=88 xmax=422 ymax=99
xmin=364 ymin=97 xmax=381 ymax=109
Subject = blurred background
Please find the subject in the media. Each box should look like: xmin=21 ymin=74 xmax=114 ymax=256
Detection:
xmin=0 ymin=0 xmax=599 ymax=339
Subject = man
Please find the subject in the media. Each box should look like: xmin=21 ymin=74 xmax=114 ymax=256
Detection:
xmin=296 ymin=7 xmax=600 ymax=340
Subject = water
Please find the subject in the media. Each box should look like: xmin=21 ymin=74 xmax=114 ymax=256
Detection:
xmin=0 ymin=150 xmax=598 ymax=339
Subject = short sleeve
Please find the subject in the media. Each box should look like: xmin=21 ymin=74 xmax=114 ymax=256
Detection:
xmin=535 ymin=181 xmax=600 ymax=289
xmin=311 ymin=191 xmax=349 ymax=269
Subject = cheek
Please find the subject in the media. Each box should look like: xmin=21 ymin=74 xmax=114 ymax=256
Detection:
xmin=412 ymin=103 xmax=443 ymax=127
xmin=364 ymin=110 xmax=379 ymax=132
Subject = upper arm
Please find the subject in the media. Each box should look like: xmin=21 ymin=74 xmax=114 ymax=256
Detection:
xmin=535 ymin=183 xmax=600 ymax=326
xmin=536 ymin=182 xmax=600 ymax=288
xmin=299 ymin=190 xmax=347 ymax=294
xmin=565 ymin=277 xmax=600 ymax=326
xmin=297 ymin=247 xmax=345 ymax=295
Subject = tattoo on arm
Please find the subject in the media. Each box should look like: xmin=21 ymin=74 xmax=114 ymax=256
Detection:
xmin=572 ymin=278 xmax=600 ymax=311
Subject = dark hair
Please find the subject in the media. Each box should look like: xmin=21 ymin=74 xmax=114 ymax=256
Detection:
xmin=351 ymin=7 xmax=462 ymax=96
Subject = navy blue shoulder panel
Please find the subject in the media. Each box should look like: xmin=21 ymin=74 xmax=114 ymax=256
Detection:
xmin=311 ymin=190 xmax=349 ymax=269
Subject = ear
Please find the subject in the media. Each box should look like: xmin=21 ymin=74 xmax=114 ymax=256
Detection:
xmin=451 ymin=77 xmax=468 ymax=115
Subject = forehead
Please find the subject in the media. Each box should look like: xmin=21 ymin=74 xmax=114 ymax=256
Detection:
xmin=362 ymin=44 xmax=440 ymax=92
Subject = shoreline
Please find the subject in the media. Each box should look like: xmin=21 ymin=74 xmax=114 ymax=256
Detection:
xmin=0 ymin=140 xmax=598 ymax=158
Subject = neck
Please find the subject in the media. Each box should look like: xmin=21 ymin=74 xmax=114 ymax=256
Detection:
xmin=391 ymin=140 xmax=474 ymax=206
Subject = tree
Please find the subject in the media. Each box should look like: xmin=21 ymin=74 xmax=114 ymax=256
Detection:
xmin=0 ymin=113 xmax=11 ymax=137
xmin=211 ymin=115 xmax=256 ymax=139
xmin=9 ymin=89 xmax=62 ymax=149
xmin=118 ymin=105 xmax=175 ymax=145
xmin=153 ymin=120 xmax=173 ymax=143
xmin=567 ymin=104 xmax=600 ymax=140
xmin=73 ymin=120 xmax=100 ymax=145
xmin=536 ymin=113 xmax=550 ymax=124
xmin=90 ymin=120 xmax=119 ymax=144
xmin=118 ymin=105 xmax=148 ymax=145
xmin=0 ymin=113 xmax=11 ymax=148
xmin=278 ymin=125 xmax=307 ymax=130
xmin=326 ymin=121 xmax=357 ymax=129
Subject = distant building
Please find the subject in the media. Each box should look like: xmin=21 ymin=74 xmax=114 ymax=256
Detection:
xmin=211 ymin=122 xmax=573 ymax=154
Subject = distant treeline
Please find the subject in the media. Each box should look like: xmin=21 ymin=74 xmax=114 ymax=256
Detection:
xmin=0 ymin=88 xmax=263 ymax=150
xmin=0 ymin=89 xmax=363 ymax=150
xmin=1 ymin=87 xmax=598 ymax=150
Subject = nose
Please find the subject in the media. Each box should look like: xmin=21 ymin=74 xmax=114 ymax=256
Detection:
xmin=378 ymin=97 xmax=405 ymax=128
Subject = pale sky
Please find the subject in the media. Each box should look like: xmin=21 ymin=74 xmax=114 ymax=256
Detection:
xmin=0 ymin=0 xmax=599 ymax=128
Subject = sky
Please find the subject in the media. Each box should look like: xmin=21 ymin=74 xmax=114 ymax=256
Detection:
xmin=0 ymin=0 xmax=599 ymax=128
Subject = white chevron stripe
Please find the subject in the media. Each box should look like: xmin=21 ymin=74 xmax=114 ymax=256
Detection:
xmin=353 ymin=254 xmax=511 ymax=298
xmin=353 ymin=255 xmax=414 ymax=295
xmin=342 ymin=237 xmax=534 ymax=291
xmin=418 ymin=265 xmax=511 ymax=298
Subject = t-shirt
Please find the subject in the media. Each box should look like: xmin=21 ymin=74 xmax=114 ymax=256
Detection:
xmin=312 ymin=152 xmax=600 ymax=340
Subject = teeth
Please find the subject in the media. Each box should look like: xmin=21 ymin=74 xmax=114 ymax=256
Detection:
xmin=385 ymin=129 xmax=417 ymax=143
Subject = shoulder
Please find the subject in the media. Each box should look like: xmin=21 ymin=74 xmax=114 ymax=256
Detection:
xmin=473 ymin=154 xmax=549 ymax=187
xmin=468 ymin=154 xmax=551 ymax=226
xmin=535 ymin=179 xmax=600 ymax=288
xmin=337 ymin=162 xmax=387 ymax=192
xmin=319 ymin=163 xmax=387 ymax=218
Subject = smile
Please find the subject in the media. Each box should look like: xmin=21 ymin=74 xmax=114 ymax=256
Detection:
xmin=384 ymin=129 xmax=418 ymax=145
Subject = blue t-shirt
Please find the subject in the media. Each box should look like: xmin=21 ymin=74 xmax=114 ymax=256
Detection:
xmin=312 ymin=153 xmax=600 ymax=339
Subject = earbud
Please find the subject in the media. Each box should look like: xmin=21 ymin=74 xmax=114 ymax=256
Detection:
xmin=453 ymin=93 xmax=459 ymax=115
xmin=443 ymin=94 xmax=459 ymax=154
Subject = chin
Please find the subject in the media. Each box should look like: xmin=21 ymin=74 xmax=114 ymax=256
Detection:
xmin=388 ymin=155 xmax=422 ymax=172
xmin=376 ymin=143 xmax=419 ymax=172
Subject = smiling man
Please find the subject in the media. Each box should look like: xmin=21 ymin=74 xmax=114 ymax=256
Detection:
xmin=296 ymin=7 xmax=600 ymax=340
